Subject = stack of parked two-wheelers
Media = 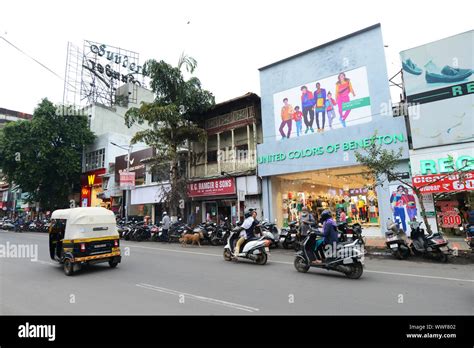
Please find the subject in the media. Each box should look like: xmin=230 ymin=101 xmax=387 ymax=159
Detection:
xmin=465 ymin=223 xmax=474 ymax=252
xmin=385 ymin=218 xmax=452 ymax=262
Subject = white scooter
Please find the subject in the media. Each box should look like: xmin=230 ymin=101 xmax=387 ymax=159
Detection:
xmin=223 ymin=226 xmax=272 ymax=265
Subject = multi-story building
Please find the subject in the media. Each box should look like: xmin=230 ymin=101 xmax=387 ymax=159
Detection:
xmin=80 ymin=84 xmax=154 ymax=211
xmin=188 ymin=92 xmax=263 ymax=224
xmin=400 ymin=30 xmax=474 ymax=236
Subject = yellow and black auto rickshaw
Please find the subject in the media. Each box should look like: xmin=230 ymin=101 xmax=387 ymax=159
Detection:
xmin=49 ymin=207 xmax=121 ymax=276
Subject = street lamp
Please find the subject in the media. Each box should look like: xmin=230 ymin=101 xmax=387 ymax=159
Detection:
xmin=110 ymin=142 xmax=133 ymax=223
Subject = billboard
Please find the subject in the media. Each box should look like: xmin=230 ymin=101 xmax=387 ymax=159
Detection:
xmin=400 ymin=30 xmax=474 ymax=149
xmin=273 ymin=66 xmax=371 ymax=140
xmin=115 ymin=147 xmax=154 ymax=182
xmin=188 ymin=178 xmax=236 ymax=197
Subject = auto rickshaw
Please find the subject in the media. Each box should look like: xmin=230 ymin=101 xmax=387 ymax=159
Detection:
xmin=49 ymin=207 xmax=121 ymax=276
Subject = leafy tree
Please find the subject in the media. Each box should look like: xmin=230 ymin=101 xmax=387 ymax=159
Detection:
xmin=125 ymin=55 xmax=215 ymax=218
xmin=0 ymin=98 xmax=95 ymax=211
xmin=355 ymin=133 xmax=469 ymax=235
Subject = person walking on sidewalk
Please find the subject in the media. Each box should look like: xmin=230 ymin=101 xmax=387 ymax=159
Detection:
xmin=161 ymin=212 xmax=171 ymax=241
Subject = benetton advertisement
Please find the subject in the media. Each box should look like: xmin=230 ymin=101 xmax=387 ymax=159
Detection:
xmin=188 ymin=178 xmax=236 ymax=197
xmin=258 ymin=133 xmax=406 ymax=164
xmin=273 ymin=66 xmax=371 ymax=140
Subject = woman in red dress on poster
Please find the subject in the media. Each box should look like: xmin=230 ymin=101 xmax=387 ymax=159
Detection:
xmin=335 ymin=72 xmax=356 ymax=127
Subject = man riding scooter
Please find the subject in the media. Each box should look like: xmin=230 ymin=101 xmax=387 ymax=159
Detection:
xmin=233 ymin=209 xmax=258 ymax=260
xmin=313 ymin=210 xmax=338 ymax=264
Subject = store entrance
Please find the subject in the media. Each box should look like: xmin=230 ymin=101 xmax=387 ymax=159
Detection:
xmin=272 ymin=166 xmax=379 ymax=228
xmin=434 ymin=191 xmax=474 ymax=237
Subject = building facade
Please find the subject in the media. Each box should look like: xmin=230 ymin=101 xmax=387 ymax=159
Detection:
xmin=80 ymin=84 xmax=154 ymax=210
xmin=401 ymin=30 xmax=474 ymax=236
xmin=188 ymin=93 xmax=263 ymax=224
xmin=257 ymin=24 xmax=410 ymax=236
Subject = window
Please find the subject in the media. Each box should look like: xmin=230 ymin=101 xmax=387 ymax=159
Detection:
xmin=235 ymin=144 xmax=248 ymax=161
xmin=85 ymin=148 xmax=105 ymax=171
xmin=207 ymin=150 xmax=217 ymax=163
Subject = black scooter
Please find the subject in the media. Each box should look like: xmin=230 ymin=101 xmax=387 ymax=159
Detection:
xmin=279 ymin=221 xmax=299 ymax=250
xmin=385 ymin=220 xmax=411 ymax=260
xmin=409 ymin=221 xmax=452 ymax=262
xmin=294 ymin=229 xmax=364 ymax=279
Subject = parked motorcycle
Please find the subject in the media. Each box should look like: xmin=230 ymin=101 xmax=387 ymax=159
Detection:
xmin=464 ymin=224 xmax=474 ymax=251
xmin=409 ymin=220 xmax=452 ymax=262
xmin=260 ymin=220 xmax=280 ymax=249
xmin=294 ymin=230 xmax=364 ymax=279
xmin=223 ymin=226 xmax=272 ymax=265
xmin=279 ymin=221 xmax=299 ymax=250
xmin=385 ymin=219 xmax=411 ymax=259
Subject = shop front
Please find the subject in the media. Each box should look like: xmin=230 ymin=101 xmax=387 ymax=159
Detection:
xmin=80 ymin=168 xmax=106 ymax=207
xmin=130 ymin=183 xmax=170 ymax=223
xmin=188 ymin=177 xmax=238 ymax=225
xmin=410 ymin=143 xmax=474 ymax=236
xmin=257 ymin=24 xmax=410 ymax=236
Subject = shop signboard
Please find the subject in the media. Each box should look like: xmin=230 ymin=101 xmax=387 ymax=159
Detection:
xmin=410 ymin=143 xmax=474 ymax=194
xmin=400 ymin=30 xmax=474 ymax=149
xmin=188 ymin=178 xmax=236 ymax=198
xmin=412 ymin=171 xmax=474 ymax=194
xmin=115 ymin=147 xmax=154 ymax=182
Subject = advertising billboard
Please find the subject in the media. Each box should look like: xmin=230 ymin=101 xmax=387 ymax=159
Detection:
xmin=273 ymin=66 xmax=371 ymax=140
xmin=400 ymin=30 xmax=474 ymax=149
xmin=188 ymin=178 xmax=236 ymax=197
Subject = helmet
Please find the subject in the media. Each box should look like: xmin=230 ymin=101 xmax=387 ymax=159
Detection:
xmin=163 ymin=211 xmax=167 ymax=215
xmin=320 ymin=210 xmax=332 ymax=223
xmin=244 ymin=208 xmax=256 ymax=219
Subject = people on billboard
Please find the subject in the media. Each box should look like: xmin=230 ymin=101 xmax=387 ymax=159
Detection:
xmin=402 ymin=187 xmax=418 ymax=222
xmin=300 ymin=86 xmax=315 ymax=134
xmin=313 ymin=82 xmax=327 ymax=132
xmin=279 ymin=98 xmax=294 ymax=140
xmin=325 ymin=91 xmax=337 ymax=129
xmin=335 ymin=72 xmax=356 ymax=127
xmin=292 ymin=106 xmax=303 ymax=137
xmin=390 ymin=185 xmax=407 ymax=232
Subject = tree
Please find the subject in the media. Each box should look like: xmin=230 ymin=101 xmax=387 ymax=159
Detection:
xmin=125 ymin=55 xmax=215 ymax=218
xmin=354 ymin=133 xmax=470 ymax=235
xmin=0 ymin=98 xmax=95 ymax=211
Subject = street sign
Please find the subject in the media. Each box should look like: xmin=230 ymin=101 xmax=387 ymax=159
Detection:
xmin=120 ymin=172 xmax=136 ymax=190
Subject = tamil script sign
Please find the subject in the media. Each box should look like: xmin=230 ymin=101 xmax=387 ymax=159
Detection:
xmin=188 ymin=178 xmax=236 ymax=197
xmin=412 ymin=171 xmax=474 ymax=194
xmin=120 ymin=172 xmax=136 ymax=190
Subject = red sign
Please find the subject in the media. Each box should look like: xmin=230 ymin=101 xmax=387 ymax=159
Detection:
xmin=81 ymin=168 xmax=106 ymax=187
xmin=436 ymin=201 xmax=460 ymax=228
xmin=412 ymin=171 xmax=474 ymax=194
xmin=188 ymin=178 xmax=236 ymax=197
xmin=120 ymin=172 xmax=136 ymax=189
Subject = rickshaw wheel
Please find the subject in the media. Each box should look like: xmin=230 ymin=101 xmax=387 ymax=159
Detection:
xmin=109 ymin=260 xmax=119 ymax=268
xmin=64 ymin=259 xmax=74 ymax=276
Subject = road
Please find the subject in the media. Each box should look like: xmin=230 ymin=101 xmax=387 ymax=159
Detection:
xmin=1 ymin=230 xmax=473 ymax=315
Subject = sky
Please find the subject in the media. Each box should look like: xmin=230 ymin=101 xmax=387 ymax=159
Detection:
xmin=0 ymin=0 xmax=472 ymax=114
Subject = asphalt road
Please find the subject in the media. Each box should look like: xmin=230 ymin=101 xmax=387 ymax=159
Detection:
xmin=1 ymin=230 xmax=473 ymax=315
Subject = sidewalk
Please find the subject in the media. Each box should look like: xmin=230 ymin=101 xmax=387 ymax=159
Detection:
xmin=365 ymin=236 xmax=471 ymax=252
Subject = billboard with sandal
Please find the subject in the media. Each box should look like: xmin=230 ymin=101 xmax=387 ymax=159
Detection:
xmin=400 ymin=30 xmax=473 ymax=149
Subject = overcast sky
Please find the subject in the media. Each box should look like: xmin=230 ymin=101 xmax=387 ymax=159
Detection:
xmin=0 ymin=0 xmax=472 ymax=114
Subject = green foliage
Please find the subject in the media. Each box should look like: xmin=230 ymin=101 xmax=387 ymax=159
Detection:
xmin=125 ymin=55 xmax=214 ymax=215
xmin=0 ymin=98 xmax=95 ymax=210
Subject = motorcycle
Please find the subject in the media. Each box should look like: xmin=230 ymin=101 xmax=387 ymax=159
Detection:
xmin=223 ymin=225 xmax=272 ymax=265
xmin=385 ymin=220 xmax=411 ymax=260
xmin=464 ymin=224 xmax=474 ymax=251
xmin=409 ymin=221 xmax=452 ymax=262
xmin=279 ymin=221 xmax=299 ymax=250
xmin=294 ymin=229 xmax=365 ymax=279
xmin=193 ymin=221 xmax=217 ymax=245
xmin=260 ymin=220 xmax=280 ymax=249
xmin=338 ymin=222 xmax=365 ymax=245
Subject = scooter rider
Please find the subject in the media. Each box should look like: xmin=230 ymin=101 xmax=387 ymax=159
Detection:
xmin=313 ymin=209 xmax=338 ymax=264
xmin=234 ymin=209 xmax=258 ymax=259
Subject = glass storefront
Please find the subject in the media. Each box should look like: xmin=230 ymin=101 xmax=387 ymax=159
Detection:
xmin=434 ymin=191 xmax=474 ymax=237
xmin=271 ymin=165 xmax=379 ymax=227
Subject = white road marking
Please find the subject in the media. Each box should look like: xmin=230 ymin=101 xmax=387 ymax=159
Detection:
xmin=136 ymin=283 xmax=260 ymax=313
xmin=365 ymin=270 xmax=474 ymax=283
